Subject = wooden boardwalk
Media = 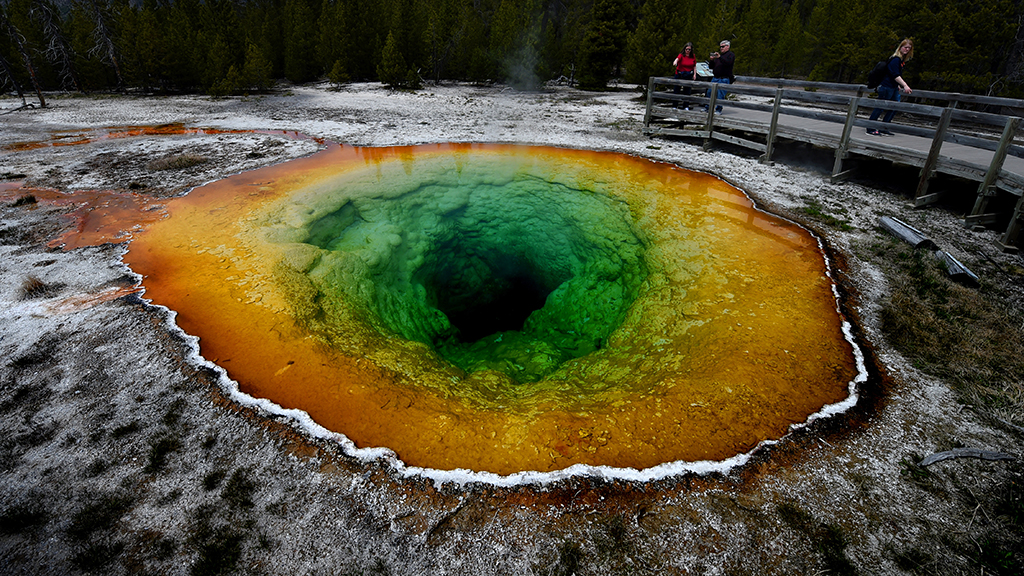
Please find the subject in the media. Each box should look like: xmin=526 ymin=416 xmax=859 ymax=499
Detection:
xmin=643 ymin=76 xmax=1024 ymax=251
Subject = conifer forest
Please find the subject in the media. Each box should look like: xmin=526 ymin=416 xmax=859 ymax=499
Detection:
xmin=2 ymin=0 xmax=1023 ymax=98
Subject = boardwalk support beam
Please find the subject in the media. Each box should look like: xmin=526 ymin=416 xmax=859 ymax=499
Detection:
xmin=969 ymin=116 xmax=1021 ymax=226
xmin=915 ymin=104 xmax=956 ymax=205
xmin=760 ymin=88 xmax=783 ymax=165
xmin=831 ymin=92 xmax=863 ymax=181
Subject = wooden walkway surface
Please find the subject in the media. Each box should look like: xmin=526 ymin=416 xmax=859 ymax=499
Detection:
xmin=643 ymin=76 xmax=1024 ymax=251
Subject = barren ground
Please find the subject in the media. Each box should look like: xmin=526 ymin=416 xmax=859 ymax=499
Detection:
xmin=1 ymin=83 xmax=1022 ymax=575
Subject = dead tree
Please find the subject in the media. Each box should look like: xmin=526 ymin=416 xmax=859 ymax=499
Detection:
xmin=77 ymin=0 xmax=123 ymax=90
xmin=0 ymin=50 xmax=30 ymax=109
xmin=31 ymin=0 xmax=86 ymax=93
xmin=0 ymin=5 xmax=46 ymax=107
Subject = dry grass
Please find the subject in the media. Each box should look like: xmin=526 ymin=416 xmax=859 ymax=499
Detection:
xmin=20 ymin=275 xmax=57 ymax=299
xmin=877 ymin=242 xmax=1024 ymax=426
xmin=147 ymin=154 xmax=208 ymax=171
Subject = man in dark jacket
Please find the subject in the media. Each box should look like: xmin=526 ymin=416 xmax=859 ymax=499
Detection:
xmin=707 ymin=40 xmax=735 ymax=113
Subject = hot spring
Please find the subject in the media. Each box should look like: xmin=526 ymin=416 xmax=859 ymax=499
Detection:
xmin=124 ymin=142 xmax=861 ymax=475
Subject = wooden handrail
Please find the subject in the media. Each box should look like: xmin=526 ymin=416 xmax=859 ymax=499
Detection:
xmin=644 ymin=74 xmax=1024 ymax=252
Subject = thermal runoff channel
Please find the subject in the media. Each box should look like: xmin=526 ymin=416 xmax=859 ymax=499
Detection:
xmin=125 ymin=143 xmax=859 ymax=475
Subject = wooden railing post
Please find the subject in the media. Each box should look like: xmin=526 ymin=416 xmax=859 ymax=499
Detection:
xmin=760 ymin=88 xmax=783 ymax=164
xmin=967 ymin=116 xmax=1020 ymax=227
xmin=914 ymin=103 xmax=956 ymax=205
xmin=703 ymin=84 xmax=718 ymax=149
xmin=643 ymin=76 xmax=656 ymax=129
xmin=831 ymin=88 xmax=864 ymax=181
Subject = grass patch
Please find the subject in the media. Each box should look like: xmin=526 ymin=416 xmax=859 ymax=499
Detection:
xmin=147 ymin=154 xmax=208 ymax=171
xmin=67 ymin=494 xmax=133 ymax=541
xmin=221 ymin=467 xmax=257 ymax=508
xmin=20 ymin=275 xmax=61 ymax=299
xmin=877 ymin=243 xmax=1024 ymax=423
xmin=110 ymin=421 xmax=141 ymax=438
xmin=777 ymin=502 xmax=857 ymax=575
xmin=144 ymin=433 xmax=180 ymax=473
xmin=203 ymin=469 xmax=227 ymax=491
xmin=799 ymin=200 xmax=853 ymax=231
xmin=0 ymin=502 xmax=47 ymax=534
xmin=538 ymin=541 xmax=582 ymax=576
xmin=72 ymin=540 xmax=125 ymax=571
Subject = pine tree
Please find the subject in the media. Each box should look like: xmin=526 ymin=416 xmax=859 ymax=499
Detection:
xmin=378 ymin=29 xmax=409 ymax=88
xmin=625 ymin=0 xmax=675 ymax=86
xmin=284 ymin=0 xmax=318 ymax=82
xmin=772 ymin=2 xmax=807 ymax=77
xmin=576 ymin=0 xmax=630 ymax=90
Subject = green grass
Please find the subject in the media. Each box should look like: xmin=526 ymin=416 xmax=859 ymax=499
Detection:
xmin=799 ymin=200 xmax=853 ymax=231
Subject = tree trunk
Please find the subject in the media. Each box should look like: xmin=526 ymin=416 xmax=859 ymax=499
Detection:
xmin=0 ymin=9 xmax=46 ymax=107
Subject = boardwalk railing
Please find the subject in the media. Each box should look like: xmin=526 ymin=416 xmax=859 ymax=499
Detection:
xmin=643 ymin=75 xmax=1024 ymax=252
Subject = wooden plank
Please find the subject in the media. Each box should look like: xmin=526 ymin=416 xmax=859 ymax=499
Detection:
xmin=762 ymin=88 xmax=784 ymax=164
xmin=964 ymin=213 xmax=1000 ymax=226
xmin=970 ymin=117 xmax=1021 ymax=220
xmin=644 ymin=77 xmax=656 ymax=127
xmin=935 ymin=251 xmax=980 ymax=286
xmin=832 ymin=94 xmax=862 ymax=177
xmin=916 ymin=105 xmax=956 ymax=199
xmin=649 ymin=127 xmax=711 ymax=139
xmin=710 ymin=131 xmax=767 ymax=153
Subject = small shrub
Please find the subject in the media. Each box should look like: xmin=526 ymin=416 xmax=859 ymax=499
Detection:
xmin=0 ymin=502 xmax=47 ymax=534
xmin=203 ymin=469 xmax=227 ymax=491
xmin=221 ymin=467 xmax=257 ymax=508
xmin=72 ymin=540 xmax=125 ymax=571
xmin=67 ymin=495 xmax=133 ymax=541
xmin=144 ymin=433 xmax=180 ymax=473
xmin=110 ymin=421 xmax=141 ymax=438
xmin=20 ymin=276 xmax=55 ymax=299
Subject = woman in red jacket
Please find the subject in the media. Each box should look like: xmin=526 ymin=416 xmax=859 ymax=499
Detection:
xmin=672 ymin=42 xmax=697 ymax=108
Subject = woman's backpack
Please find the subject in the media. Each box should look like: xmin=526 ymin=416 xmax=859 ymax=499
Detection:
xmin=867 ymin=56 xmax=898 ymax=89
xmin=867 ymin=60 xmax=888 ymax=89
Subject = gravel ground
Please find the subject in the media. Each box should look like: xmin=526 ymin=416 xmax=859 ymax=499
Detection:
xmin=1 ymin=82 xmax=1022 ymax=575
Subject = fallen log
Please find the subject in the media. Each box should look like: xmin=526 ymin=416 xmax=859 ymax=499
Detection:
xmin=920 ymin=447 xmax=1016 ymax=467
xmin=879 ymin=216 xmax=938 ymax=250
xmin=934 ymin=250 xmax=980 ymax=287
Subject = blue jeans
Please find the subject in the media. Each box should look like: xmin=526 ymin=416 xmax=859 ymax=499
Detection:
xmin=707 ymin=77 xmax=730 ymax=111
xmin=869 ymin=85 xmax=900 ymax=123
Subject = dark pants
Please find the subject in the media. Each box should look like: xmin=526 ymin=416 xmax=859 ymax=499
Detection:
xmin=673 ymin=71 xmax=694 ymax=96
xmin=869 ymin=85 xmax=900 ymax=123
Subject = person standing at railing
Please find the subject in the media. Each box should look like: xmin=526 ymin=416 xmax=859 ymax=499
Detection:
xmin=672 ymin=43 xmax=697 ymax=108
xmin=706 ymin=40 xmax=735 ymax=113
xmin=868 ymin=39 xmax=914 ymax=136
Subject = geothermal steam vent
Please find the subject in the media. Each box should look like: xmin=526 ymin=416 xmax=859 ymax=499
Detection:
xmin=128 ymin=144 xmax=859 ymax=475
